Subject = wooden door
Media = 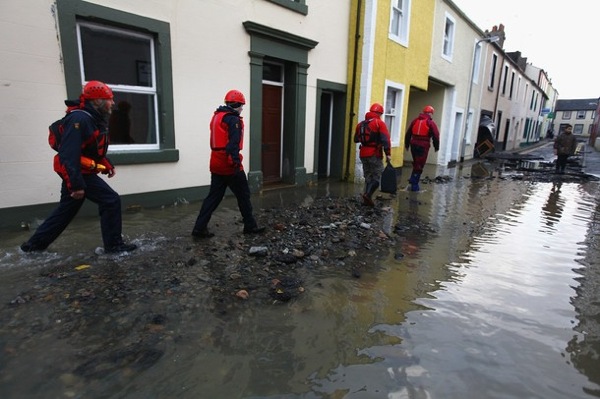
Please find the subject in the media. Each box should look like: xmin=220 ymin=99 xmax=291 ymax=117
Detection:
xmin=262 ymin=84 xmax=282 ymax=183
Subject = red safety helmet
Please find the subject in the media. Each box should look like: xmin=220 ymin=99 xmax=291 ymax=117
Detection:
xmin=370 ymin=103 xmax=384 ymax=114
xmin=82 ymin=80 xmax=114 ymax=100
xmin=423 ymin=105 xmax=435 ymax=114
xmin=224 ymin=89 xmax=246 ymax=105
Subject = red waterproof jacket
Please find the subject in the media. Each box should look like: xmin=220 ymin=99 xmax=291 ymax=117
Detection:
xmin=354 ymin=111 xmax=391 ymax=158
xmin=53 ymin=101 xmax=113 ymax=192
xmin=209 ymin=105 xmax=244 ymax=175
xmin=404 ymin=112 xmax=440 ymax=151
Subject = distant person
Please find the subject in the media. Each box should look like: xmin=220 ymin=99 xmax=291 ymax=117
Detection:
xmin=353 ymin=103 xmax=391 ymax=206
xmin=553 ymin=124 xmax=577 ymax=174
xmin=546 ymin=128 xmax=554 ymax=139
xmin=109 ymin=100 xmax=134 ymax=144
xmin=20 ymin=81 xmax=137 ymax=254
xmin=405 ymin=105 xmax=440 ymax=191
xmin=191 ymin=90 xmax=265 ymax=238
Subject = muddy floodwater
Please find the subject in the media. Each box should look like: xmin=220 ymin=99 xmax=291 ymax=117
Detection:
xmin=1 ymin=161 xmax=600 ymax=399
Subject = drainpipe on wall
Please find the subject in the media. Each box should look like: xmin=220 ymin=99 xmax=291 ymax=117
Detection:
xmin=344 ymin=0 xmax=362 ymax=181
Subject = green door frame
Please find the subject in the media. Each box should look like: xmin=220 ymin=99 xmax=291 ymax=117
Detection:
xmin=243 ymin=21 xmax=317 ymax=192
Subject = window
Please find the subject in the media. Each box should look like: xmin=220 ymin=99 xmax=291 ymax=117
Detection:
xmin=530 ymin=92 xmax=536 ymax=110
xmin=573 ymin=124 xmax=584 ymax=134
xmin=509 ymin=71 xmax=515 ymax=98
xmin=472 ymin=41 xmax=483 ymax=84
xmin=56 ymin=0 xmax=177 ymax=165
xmin=562 ymin=111 xmax=572 ymax=119
xmin=489 ymin=53 xmax=498 ymax=89
xmin=442 ymin=14 xmax=455 ymax=60
xmin=384 ymin=81 xmax=405 ymax=146
xmin=576 ymin=110 xmax=586 ymax=119
xmin=78 ymin=22 xmax=158 ymax=149
xmin=501 ymin=64 xmax=509 ymax=95
xmin=389 ymin=0 xmax=410 ymax=45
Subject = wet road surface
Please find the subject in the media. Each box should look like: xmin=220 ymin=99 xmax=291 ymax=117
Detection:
xmin=1 ymin=146 xmax=600 ymax=398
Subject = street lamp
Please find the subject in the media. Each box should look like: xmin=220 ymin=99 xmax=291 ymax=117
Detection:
xmin=460 ymin=35 xmax=500 ymax=163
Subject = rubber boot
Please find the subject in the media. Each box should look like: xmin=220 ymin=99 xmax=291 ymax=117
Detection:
xmin=368 ymin=181 xmax=379 ymax=197
xmin=409 ymin=173 xmax=421 ymax=192
xmin=362 ymin=181 xmax=378 ymax=206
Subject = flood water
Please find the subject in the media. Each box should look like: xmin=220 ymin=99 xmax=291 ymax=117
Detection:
xmin=1 ymin=163 xmax=600 ymax=399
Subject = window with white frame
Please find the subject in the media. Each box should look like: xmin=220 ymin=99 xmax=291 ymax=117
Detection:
xmin=442 ymin=14 xmax=455 ymax=60
xmin=489 ymin=53 xmax=498 ymax=89
xmin=509 ymin=71 xmax=515 ymax=98
xmin=78 ymin=22 xmax=159 ymax=150
xmin=574 ymin=124 xmax=584 ymax=134
xmin=472 ymin=41 xmax=483 ymax=84
xmin=501 ymin=64 xmax=509 ymax=95
xmin=56 ymin=0 xmax=177 ymax=165
xmin=384 ymin=83 xmax=405 ymax=146
xmin=389 ymin=0 xmax=410 ymax=45
xmin=562 ymin=111 xmax=572 ymax=119
xmin=576 ymin=110 xmax=586 ymax=119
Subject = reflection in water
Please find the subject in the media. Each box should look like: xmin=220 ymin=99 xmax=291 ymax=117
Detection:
xmin=567 ymin=190 xmax=600 ymax=396
xmin=311 ymin=178 xmax=600 ymax=399
xmin=109 ymin=100 xmax=135 ymax=144
xmin=541 ymin=182 xmax=564 ymax=231
xmin=1 ymin=170 xmax=600 ymax=398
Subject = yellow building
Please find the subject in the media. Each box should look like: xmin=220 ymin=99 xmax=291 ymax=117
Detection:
xmin=345 ymin=0 xmax=435 ymax=182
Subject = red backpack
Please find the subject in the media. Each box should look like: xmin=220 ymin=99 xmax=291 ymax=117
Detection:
xmin=411 ymin=118 xmax=430 ymax=137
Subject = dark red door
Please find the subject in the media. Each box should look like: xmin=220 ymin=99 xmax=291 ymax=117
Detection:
xmin=262 ymin=84 xmax=282 ymax=183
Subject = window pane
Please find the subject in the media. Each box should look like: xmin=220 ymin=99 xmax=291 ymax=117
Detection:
xmin=79 ymin=23 xmax=153 ymax=87
xmin=109 ymin=93 xmax=157 ymax=145
xmin=391 ymin=10 xmax=400 ymax=34
xmin=263 ymin=63 xmax=283 ymax=82
xmin=385 ymin=88 xmax=397 ymax=112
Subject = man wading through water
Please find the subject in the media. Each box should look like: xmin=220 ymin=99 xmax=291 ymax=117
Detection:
xmin=405 ymin=105 xmax=440 ymax=191
xmin=191 ymin=89 xmax=265 ymax=238
xmin=20 ymin=81 xmax=137 ymax=254
xmin=553 ymin=124 xmax=577 ymax=174
xmin=354 ymin=103 xmax=392 ymax=206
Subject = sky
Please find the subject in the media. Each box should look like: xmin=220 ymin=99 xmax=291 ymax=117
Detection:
xmin=451 ymin=0 xmax=599 ymax=100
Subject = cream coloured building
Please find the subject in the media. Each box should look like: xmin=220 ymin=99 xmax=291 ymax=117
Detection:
xmin=0 ymin=0 xmax=351 ymax=227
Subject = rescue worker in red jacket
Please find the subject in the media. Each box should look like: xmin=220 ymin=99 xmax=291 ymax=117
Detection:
xmin=404 ymin=105 xmax=440 ymax=191
xmin=192 ymin=90 xmax=265 ymax=238
xmin=20 ymin=81 xmax=137 ymax=253
xmin=354 ymin=103 xmax=391 ymax=206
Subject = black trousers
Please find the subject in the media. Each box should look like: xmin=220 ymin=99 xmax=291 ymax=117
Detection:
xmin=24 ymin=174 xmax=123 ymax=250
xmin=193 ymin=171 xmax=257 ymax=232
xmin=556 ymin=154 xmax=569 ymax=171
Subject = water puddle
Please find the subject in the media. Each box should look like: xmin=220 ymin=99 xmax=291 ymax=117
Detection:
xmin=1 ymin=169 xmax=600 ymax=398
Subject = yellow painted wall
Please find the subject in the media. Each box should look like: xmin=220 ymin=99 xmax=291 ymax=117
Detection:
xmin=345 ymin=0 xmax=435 ymax=180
